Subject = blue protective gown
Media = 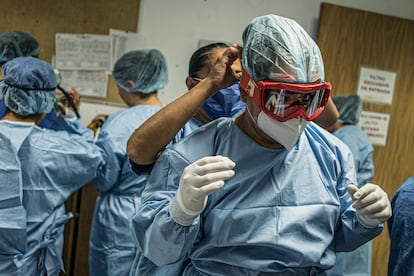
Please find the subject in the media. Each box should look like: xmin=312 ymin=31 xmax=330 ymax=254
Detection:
xmin=0 ymin=117 xmax=115 ymax=276
xmin=0 ymin=101 xmax=6 ymax=116
xmin=387 ymin=176 xmax=414 ymax=276
xmin=0 ymin=131 xmax=26 ymax=274
xmin=88 ymin=105 xmax=196 ymax=276
xmin=128 ymin=117 xmax=201 ymax=276
xmin=131 ymin=118 xmax=383 ymax=275
xmin=327 ymin=125 xmax=374 ymax=276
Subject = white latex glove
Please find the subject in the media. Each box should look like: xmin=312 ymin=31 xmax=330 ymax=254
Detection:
xmin=55 ymin=101 xmax=77 ymax=121
xmin=60 ymin=107 xmax=77 ymax=121
xmin=347 ymin=183 xmax=392 ymax=228
xmin=169 ymin=155 xmax=236 ymax=226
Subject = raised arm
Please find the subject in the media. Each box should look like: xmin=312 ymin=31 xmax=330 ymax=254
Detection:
xmin=314 ymin=96 xmax=339 ymax=129
xmin=127 ymin=45 xmax=241 ymax=165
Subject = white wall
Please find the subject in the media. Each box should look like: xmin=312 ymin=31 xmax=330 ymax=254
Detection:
xmin=138 ymin=0 xmax=414 ymax=105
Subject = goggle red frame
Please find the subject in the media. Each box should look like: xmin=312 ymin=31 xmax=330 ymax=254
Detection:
xmin=239 ymin=69 xmax=331 ymax=122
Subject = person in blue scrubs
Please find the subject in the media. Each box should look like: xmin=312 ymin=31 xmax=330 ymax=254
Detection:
xmin=0 ymin=31 xmax=61 ymax=130
xmin=387 ymin=176 xmax=414 ymax=276
xmin=0 ymin=57 xmax=116 ymax=275
xmin=125 ymin=43 xmax=246 ymax=275
xmin=129 ymin=14 xmax=392 ymax=275
xmin=127 ymin=42 xmax=245 ymax=173
xmin=88 ymin=49 xmax=179 ymax=276
xmin=326 ymin=94 xmax=375 ymax=276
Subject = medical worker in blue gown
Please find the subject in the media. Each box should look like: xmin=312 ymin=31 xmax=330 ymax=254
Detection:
xmin=125 ymin=43 xmax=246 ymax=275
xmin=326 ymin=94 xmax=375 ymax=276
xmin=130 ymin=14 xmax=392 ymax=275
xmin=0 ymin=57 xmax=116 ymax=275
xmin=88 ymin=49 xmax=182 ymax=276
xmin=0 ymin=31 xmax=62 ymax=130
xmin=388 ymin=176 xmax=414 ymax=276
xmin=127 ymin=42 xmax=246 ymax=173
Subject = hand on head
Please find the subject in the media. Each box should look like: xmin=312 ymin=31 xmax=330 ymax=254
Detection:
xmin=206 ymin=44 xmax=241 ymax=91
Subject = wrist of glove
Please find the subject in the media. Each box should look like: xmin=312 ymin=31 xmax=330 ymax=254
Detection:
xmin=347 ymin=183 xmax=392 ymax=229
xmin=356 ymin=214 xmax=383 ymax=229
xmin=169 ymin=196 xmax=201 ymax=226
xmin=60 ymin=108 xmax=77 ymax=121
xmin=169 ymin=155 xmax=235 ymax=226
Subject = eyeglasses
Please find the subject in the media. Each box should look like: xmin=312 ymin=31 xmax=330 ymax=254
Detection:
xmin=239 ymin=69 xmax=331 ymax=122
xmin=192 ymin=76 xmax=203 ymax=82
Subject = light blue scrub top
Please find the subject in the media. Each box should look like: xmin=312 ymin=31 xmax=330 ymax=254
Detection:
xmin=0 ymin=117 xmax=114 ymax=276
xmin=131 ymin=118 xmax=383 ymax=275
xmin=332 ymin=126 xmax=374 ymax=188
xmin=128 ymin=116 xmax=200 ymax=276
xmin=89 ymin=105 xmax=197 ymax=276
xmin=327 ymin=125 xmax=374 ymax=276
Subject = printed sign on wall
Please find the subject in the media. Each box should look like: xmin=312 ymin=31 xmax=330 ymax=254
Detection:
xmin=358 ymin=111 xmax=390 ymax=146
xmin=357 ymin=67 xmax=396 ymax=105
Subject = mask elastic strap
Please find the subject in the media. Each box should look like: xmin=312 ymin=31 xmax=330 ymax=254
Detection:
xmin=246 ymin=105 xmax=258 ymax=124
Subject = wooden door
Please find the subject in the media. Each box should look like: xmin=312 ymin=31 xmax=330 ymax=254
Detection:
xmin=317 ymin=3 xmax=414 ymax=275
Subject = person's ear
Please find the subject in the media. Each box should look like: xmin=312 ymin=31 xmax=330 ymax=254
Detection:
xmin=185 ymin=76 xmax=196 ymax=90
xmin=127 ymin=80 xmax=135 ymax=89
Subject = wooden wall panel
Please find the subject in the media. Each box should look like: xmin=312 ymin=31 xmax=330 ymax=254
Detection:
xmin=0 ymin=0 xmax=140 ymax=105
xmin=317 ymin=3 xmax=414 ymax=275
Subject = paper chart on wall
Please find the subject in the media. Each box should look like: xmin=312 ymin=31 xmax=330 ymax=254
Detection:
xmin=109 ymin=29 xmax=148 ymax=71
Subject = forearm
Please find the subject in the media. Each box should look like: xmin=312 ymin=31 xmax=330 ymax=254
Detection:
xmin=335 ymin=207 xmax=383 ymax=252
xmin=127 ymin=79 xmax=218 ymax=165
xmin=314 ymin=97 xmax=339 ymax=129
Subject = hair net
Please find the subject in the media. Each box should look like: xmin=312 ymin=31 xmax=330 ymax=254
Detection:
xmin=112 ymin=49 xmax=168 ymax=93
xmin=332 ymin=94 xmax=362 ymax=125
xmin=0 ymin=57 xmax=56 ymax=116
xmin=0 ymin=31 xmax=39 ymax=64
xmin=241 ymin=14 xmax=325 ymax=83
xmin=0 ymin=35 xmax=22 ymax=64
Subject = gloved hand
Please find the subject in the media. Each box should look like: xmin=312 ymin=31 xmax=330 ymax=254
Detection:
xmin=55 ymin=89 xmax=80 ymax=121
xmin=347 ymin=183 xmax=392 ymax=228
xmin=169 ymin=155 xmax=235 ymax=226
xmin=59 ymin=107 xmax=77 ymax=121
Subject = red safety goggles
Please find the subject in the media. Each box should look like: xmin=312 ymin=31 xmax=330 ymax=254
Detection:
xmin=239 ymin=69 xmax=331 ymax=122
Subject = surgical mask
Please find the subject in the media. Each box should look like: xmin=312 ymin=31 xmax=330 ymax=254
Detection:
xmin=247 ymin=106 xmax=307 ymax=149
xmin=202 ymin=82 xmax=245 ymax=120
xmin=258 ymin=112 xmax=307 ymax=149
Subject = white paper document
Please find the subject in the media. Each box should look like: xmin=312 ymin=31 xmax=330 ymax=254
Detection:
xmin=55 ymin=33 xmax=111 ymax=71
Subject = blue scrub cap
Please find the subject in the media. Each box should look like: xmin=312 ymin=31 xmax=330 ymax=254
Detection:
xmin=0 ymin=31 xmax=39 ymax=64
xmin=332 ymin=94 xmax=362 ymax=125
xmin=241 ymin=14 xmax=325 ymax=83
xmin=0 ymin=57 xmax=56 ymax=116
xmin=112 ymin=49 xmax=168 ymax=93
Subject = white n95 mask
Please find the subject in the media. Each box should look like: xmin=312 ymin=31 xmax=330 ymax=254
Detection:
xmin=257 ymin=111 xmax=307 ymax=150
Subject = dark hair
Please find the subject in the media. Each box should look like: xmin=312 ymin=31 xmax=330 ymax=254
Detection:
xmin=188 ymin=42 xmax=229 ymax=78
